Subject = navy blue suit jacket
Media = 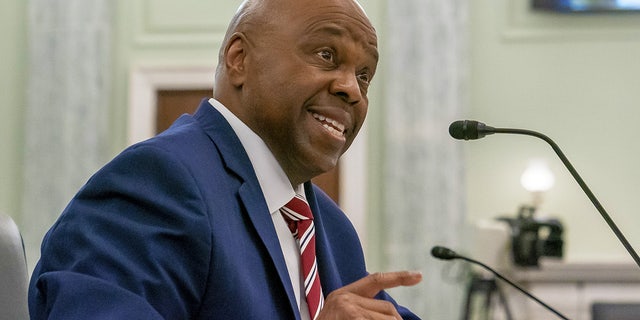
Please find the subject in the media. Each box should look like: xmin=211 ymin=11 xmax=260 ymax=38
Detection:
xmin=29 ymin=100 xmax=419 ymax=319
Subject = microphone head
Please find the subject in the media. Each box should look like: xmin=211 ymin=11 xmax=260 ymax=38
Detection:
xmin=449 ymin=120 xmax=471 ymax=140
xmin=449 ymin=120 xmax=493 ymax=140
xmin=430 ymin=246 xmax=460 ymax=260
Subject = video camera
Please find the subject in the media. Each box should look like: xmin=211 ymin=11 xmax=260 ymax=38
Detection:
xmin=497 ymin=205 xmax=564 ymax=267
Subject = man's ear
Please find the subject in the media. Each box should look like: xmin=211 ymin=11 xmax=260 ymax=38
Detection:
xmin=224 ymin=33 xmax=248 ymax=87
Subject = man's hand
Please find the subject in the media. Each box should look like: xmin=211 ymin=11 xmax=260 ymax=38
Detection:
xmin=317 ymin=271 xmax=422 ymax=319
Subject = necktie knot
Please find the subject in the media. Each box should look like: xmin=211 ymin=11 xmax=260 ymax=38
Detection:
xmin=281 ymin=194 xmax=313 ymax=221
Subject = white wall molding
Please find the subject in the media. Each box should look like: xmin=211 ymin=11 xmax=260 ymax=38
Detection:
xmin=130 ymin=0 xmax=238 ymax=47
xmin=128 ymin=65 xmax=215 ymax=145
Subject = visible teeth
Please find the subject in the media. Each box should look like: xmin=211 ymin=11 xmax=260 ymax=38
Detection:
xmin=323 ymin=124 xmax=341 ymax=136
xmin=312 ymin=113 xmax=345 ymax=135
xmin=331 ymin=119 xmax=345 ymax=131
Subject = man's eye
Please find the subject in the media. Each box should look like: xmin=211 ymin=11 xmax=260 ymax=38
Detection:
xmin=357 ymin=72 xmax=371 ymax=85
xmin=317 ymin=50 xmax=334 ymax=62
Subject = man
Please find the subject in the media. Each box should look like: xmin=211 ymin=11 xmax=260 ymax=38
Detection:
xmin=29 ymin=0 xmax=422 ymax=319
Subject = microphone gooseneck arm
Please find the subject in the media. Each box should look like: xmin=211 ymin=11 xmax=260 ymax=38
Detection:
xmin=485 ymin=125 xmax=640 ymax=269
xmin=431 ymin=246 xmax=569 ymax=320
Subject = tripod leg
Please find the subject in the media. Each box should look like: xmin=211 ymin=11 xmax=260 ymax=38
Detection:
xmin=495 ymin=281 xmax=514 ymax=320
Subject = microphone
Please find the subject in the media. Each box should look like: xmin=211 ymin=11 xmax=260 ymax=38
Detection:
xmin=431 ymin=246 xmax=569 ymax=320
xmin=449 ymin=120 xmax=640 ymax=269
xmin=448 ymin=120 xmax=495 ymax=140
xmin=431 ymin=246 xmax=459 ymax=260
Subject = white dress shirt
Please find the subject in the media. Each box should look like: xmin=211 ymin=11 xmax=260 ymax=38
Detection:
xmin=208 ymin=98 xmax=311 ymax=320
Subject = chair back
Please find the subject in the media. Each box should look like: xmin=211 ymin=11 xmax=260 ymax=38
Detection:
xmin=0 ymin=214 xmax=29 ymax=320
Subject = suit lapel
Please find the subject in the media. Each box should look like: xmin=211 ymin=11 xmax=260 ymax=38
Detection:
xmin=237 ymin=184 xmax=301 ymax=319
xmin=191 ymin=100 xmax=300 ymax=319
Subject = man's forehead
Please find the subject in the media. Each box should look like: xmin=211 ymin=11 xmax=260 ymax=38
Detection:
xmin=294 ymin=0 xmax=376 ymax=34
xmin=235 ymin=0 xmax=377 ymax=49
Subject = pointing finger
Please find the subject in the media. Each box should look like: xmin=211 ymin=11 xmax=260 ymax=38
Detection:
xmin=346 ymin=271 xmax=422 ymax=298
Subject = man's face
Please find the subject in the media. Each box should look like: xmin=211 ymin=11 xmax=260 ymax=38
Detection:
xmin=240 ymin=0 xmax=378 ymax=185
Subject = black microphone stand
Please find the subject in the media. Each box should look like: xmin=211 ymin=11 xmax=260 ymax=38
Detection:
xmin=485 ymin=126 xmax=640 ymax=269
xmin=432 ymin=246 xmax=570 ymax=320
xmin=457 ymin=254 xmax=568 ymax=320
xmin=463 ymin=273 xmax=513 ymax=320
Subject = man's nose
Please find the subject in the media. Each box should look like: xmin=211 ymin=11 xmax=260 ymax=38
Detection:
xmin=330 ymin=69 xmax=363 ymax=105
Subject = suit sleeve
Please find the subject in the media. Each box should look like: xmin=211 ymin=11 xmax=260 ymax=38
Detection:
xmin=29 ymin=145 xmax=212 ymax=319
xmin=375 ymin=290 xmax=421 ymax=320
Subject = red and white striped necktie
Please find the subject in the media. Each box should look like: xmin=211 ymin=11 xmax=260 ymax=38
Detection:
xmin=280 ymin=194 xmax=324 ymax=319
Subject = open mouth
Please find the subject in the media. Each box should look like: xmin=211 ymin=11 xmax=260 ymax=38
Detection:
xmin=312 ymin=112 xmax=346 ymax=138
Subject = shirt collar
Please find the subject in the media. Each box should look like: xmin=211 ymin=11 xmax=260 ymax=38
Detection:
xmin=208 ymin=98 xmax=303 ymax=212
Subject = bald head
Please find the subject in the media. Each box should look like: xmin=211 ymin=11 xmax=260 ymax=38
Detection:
xmin=214 ymin=0 xmax=376 ymax=86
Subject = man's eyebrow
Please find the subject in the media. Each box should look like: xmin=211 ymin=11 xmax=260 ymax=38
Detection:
xmin=305 ymin=24 xmax=379 ymax=61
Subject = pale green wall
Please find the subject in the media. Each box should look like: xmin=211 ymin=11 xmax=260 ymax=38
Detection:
xmin=0 ymin=0 xmax=27 ymax=224
xmin=468 ymin=0 xmax=640 ymax=262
